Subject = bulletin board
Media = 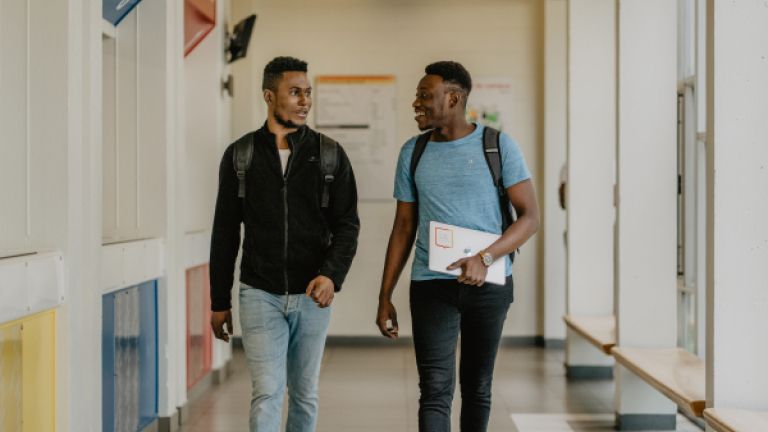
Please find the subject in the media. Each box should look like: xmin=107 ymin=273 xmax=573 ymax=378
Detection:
xmin=315 ymin=76 xmax=398 ymax=201
xmin=466 ymin=77 xmax=515 ymax=133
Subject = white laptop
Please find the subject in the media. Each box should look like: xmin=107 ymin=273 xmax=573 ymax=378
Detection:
xmin=428 ymin=221 xmax=506 ymax=285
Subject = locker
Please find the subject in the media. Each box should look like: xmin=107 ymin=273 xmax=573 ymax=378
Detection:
xmin=102 ymin=280 xmax=157 ymax=432
xmin=186 ymin=264 xmax=212 ymax=389
xmin=0 ymin=310 xmax=55 ymax=432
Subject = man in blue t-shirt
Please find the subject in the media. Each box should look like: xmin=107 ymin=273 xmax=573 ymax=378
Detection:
xmin=376 ymin=61 xmax=539 ymax=432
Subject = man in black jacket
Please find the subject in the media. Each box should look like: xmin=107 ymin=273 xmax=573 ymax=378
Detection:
xmin=210 ymin=56 xmax=359 ymax=432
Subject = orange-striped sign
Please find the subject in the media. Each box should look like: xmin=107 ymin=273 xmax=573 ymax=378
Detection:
xmin=316 ymin=75 xmax=396 ymax=85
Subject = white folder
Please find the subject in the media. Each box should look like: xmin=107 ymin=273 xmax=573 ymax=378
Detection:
xmin=428 ymin=221 xmax=505 ymax=285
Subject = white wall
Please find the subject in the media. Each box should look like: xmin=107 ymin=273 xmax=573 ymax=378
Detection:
xmin=1 ymin=0 xmax=228 ymax=428
xmin=230 ymin=0 xmax=545 ymax=337
xmin=184 ymin=17 xmax=228 ymax=234
xmin=0 ymin=2 xmax=74 ymax=430
xmin=66 ymin=0 xmax=104 ymax=430
xmin=706 ymin=0 xmax=768 ymax=410
xmin=0 ymin=0 xmax=69 ymax=258
xmin=565 ymin=0 xmax=616 ymax=368
xmin=614 ymin=0 xmax=677 ymax=348
xmin=101 ymin=5 xmax=167 ymax=244
xmin=614 ymin=0 xmax=678 ymax=417
xmin=229 ymin=0 xmax=257 ymax=140
xmin=102 ymin=4 xmax=165 ymax=243
xmin=183 ymin=0 xmax=233 ymax=371
xmin=566 ymin=0 xmax=615 ymax=317
xmin=543 ymin=0 xmax=567 ymax=343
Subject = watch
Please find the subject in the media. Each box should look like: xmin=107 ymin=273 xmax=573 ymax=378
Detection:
xmin=479 ymin=251 xmax=494 ymax=267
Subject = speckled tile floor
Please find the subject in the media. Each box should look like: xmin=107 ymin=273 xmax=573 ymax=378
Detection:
xmin=180 ymin=345 xmax=701 ymax=432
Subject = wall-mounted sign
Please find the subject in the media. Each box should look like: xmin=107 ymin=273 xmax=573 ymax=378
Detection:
xmin=315 ymin=76 xmax=398 ymax=200
xmin=466 ymin=77 xmax=515 ymax=133
xmin=184 ymin=0 xmax=217 ymax=57
xmin=103 ymin=0 xmax=143 ymax=26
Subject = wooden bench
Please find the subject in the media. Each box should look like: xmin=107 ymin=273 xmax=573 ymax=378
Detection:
xmin=563 ymin=315 xmax=616 ymax=354
xmin=704 ymin=408 xmax=768 ymax=432
xmin=611 ymin=347 xmax=705 ymax=417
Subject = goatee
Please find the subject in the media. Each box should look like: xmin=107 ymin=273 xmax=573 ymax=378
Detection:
xmin=275 ymin=112 xmax=301 ymax=129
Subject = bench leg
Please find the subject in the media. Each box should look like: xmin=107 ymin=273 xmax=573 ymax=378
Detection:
xmin=614 ymin=366 xmax=677 ymax=430
xmin=565 ymin=329 xmax=614 ymax=380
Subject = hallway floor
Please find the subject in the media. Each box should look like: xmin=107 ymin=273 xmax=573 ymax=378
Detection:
xmin=180 ymin=344 xmax=701 ymax=432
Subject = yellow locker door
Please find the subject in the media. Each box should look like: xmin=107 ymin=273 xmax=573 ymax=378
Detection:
xmin=0 ymin=322 xmax=23 ymax=431
xmin=22 ymin=310 xmax=56 ymax=432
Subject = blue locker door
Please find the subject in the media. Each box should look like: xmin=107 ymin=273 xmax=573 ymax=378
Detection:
xmin=137 ymin=280 xmax=158 ymax=428
xmin=102 ymin=280 xmax=158 ymax=432
xmin=102 ymin=292 xmax=116 ymax=432
xmin=114 ymin=286 xmax=140 ymax=431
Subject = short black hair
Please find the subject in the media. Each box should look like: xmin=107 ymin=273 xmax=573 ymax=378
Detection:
xmin=425 ymin=61 xmax=472 ymax=94
xmin=262 ymin=56 xmax=308 ymax=91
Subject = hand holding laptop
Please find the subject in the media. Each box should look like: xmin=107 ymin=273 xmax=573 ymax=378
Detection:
xmin=428 ymin=221 xmax=505 ymax=285
xmin=446 ymin=254 xmax=489 ymax=286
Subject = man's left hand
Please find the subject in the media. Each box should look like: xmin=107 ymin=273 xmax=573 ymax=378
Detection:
xmin=447 ymin=255 xmax=487 ymax=286
xmin=306 ymin=275 xmax=335 ymax=308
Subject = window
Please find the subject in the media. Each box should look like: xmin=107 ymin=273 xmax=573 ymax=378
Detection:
xmin=676 ymin=0 xmax=707 ymax=357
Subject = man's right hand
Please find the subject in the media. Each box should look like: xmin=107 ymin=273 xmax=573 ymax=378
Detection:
xmin=376 ymin=300 xmax=399 ymax=339
xmin=211 ymin=310 xmax=233 ymax=342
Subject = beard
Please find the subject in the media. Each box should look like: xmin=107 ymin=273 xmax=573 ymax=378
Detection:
xmin=275 ymin=111 xmax=302 ymax=129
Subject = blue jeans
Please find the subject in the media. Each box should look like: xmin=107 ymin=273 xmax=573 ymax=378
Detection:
xmin=239 ymin=285 xmax=331 ymax=432
xmin=410 ymin=277 xmax=514 ymax=432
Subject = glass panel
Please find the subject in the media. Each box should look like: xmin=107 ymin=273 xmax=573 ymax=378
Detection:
xmin=677 ymin=278 xmax=697 ymax=353
xmin=677 ymin=92 xmax=685 ymax=277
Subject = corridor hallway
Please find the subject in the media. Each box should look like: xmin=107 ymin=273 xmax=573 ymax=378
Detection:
xmin=3 ymin=1 xmax=767 ymax=430
xmin=180 ymin=344 xmax=701 ymax=432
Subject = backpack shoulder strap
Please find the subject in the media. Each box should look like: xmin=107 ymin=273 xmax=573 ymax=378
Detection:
xmin=318 ymin=132 xmax=339 ymax=208
xmin=409 ymin=131 xmax=433 ymax=188
xmin=481 ymin=126 xmax=502 ymax=189
xmin=482 ymin=126 xmax=519 ymax=261
xmin=233 ymin=132 xmax=255 ymax=198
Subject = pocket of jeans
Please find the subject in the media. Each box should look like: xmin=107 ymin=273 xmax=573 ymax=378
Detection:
xmin=506 ymin=276 xmax=514 ymax=304
xmin=239 ymin=288 xmax=274 ymax=332
xmin=298 ymin=297 xmax=331 ymax=336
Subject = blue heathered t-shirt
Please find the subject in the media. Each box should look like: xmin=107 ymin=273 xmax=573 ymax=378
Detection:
xmin=393 ymin=124 xmax=531 ymax=281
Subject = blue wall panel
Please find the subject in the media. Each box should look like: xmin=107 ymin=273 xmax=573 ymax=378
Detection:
xmin=115 ymin=286 xmax=140 ymax=431
xmin=138 ymin=280 xmax=157 ymax=428
xmin=102 ymin=0 xmax=143 ymax=26
xmin=102 ymin=280 xmax=157 ymax=432
xmin=102 ymin=294 xmax=116 ymax=432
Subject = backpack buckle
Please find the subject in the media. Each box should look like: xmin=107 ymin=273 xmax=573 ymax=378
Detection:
xmin=324 ymin=174 xmax=334 ymax=183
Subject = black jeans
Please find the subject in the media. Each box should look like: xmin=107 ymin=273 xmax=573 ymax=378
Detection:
xmin=410 ymin=276 xmax=514 ymax=432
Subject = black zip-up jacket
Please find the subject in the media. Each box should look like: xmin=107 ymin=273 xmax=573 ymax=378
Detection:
xmin=209 ymin=124 xmax=360 ymax=311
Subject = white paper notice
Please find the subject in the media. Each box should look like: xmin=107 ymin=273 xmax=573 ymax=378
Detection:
xmin=315 ymin=76 xmax=397 ymax=200
xmin=466 ymin=77 xmax=515 ymax=133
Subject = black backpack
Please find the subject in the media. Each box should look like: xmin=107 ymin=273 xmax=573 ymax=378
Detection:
xmin=410 ymin=126 xmax=518 ymax=262
xmin=233 ymin=132 xmax=339 ymax=208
